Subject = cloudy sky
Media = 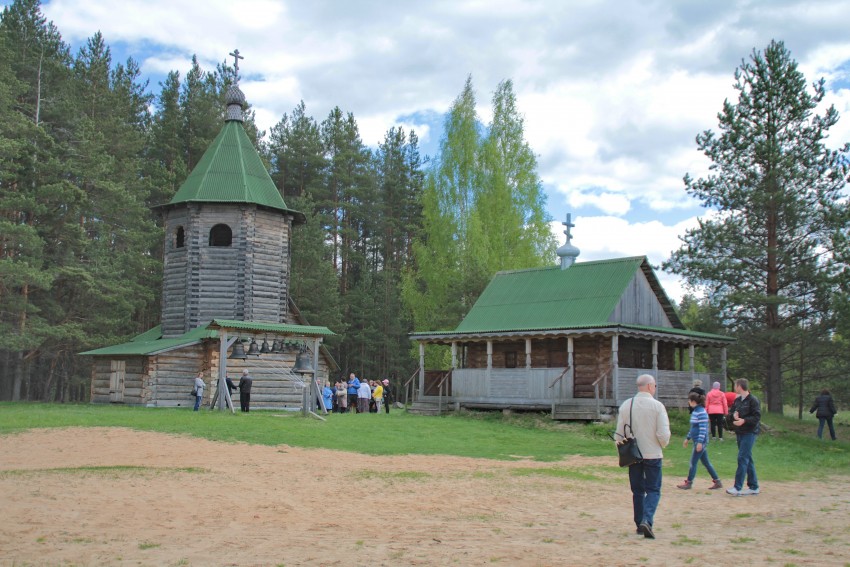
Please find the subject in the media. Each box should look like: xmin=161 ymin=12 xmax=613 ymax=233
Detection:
xmin=17 ymin=0 xmax=850 ymax=301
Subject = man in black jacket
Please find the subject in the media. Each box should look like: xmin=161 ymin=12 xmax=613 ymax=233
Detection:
xmin=809 ymin=389 xmax=838 ymax=440
xmin=727 ymin=378 xmax=760 ymax=496
xmin=238 ymin=369 xmax=253 ymax=412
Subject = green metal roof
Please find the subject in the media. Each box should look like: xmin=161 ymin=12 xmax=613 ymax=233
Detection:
xmin=79 ymin=324 xmax=218 ymax=356
xmin=80 ymin=319 xmax=335 ymax=357
xmin=164 ymin=121 xmax=304 ymax=221
xmin=453 ymin=257 xmax=648 ymax=333
xmin=208 ymin=319 xmax=335 ymax=336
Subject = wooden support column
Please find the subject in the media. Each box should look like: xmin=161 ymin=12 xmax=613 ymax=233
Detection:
xmin=612 ymin=335 xmax=619 ymax=402
xmin=721 ymin=347 xmax=728 ymax=388
xmin=211 ymin=334 xmax=236 ymax=412
xmin=451 ymin=342 xmax=457 ymax=368
xmin=567 ymin=337 xmax=574 ymax=399
xmin=652 ymin=340 xmax=658 ymax=377
xmin=525 ymin=338 xmax=532 ymax=369
xmin=486 ymin=341 xmax=493 ymax=382
xmin=689 ymin=344 xmax=695 ymax=381
xmin=218 ymin=329 xmax=228 ymax=410
xmin=313 ymin=337 xmax=325 ymax=414
xmin=418 ymin=342 xmax=425 ymax=397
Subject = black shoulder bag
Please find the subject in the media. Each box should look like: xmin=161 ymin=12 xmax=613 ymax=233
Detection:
xmin=610 ymin=397 xmax=643 ymax=467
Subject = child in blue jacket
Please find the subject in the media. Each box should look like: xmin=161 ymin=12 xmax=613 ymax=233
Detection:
xmin=677 ymin=392 xmax=723 ymax=490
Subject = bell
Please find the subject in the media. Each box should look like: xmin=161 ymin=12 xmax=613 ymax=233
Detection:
xmin=270 ymin=339 xmax=282 ymax=353
xmin=260 ymin=337 xmax=272 ymax=354
xmin=293 ymin=351 xmax=313 ymax=373
xmin=246 ymin=338 xmax=261 ymax=356
xmin=229 ymin=340 xmax=248 ymax=360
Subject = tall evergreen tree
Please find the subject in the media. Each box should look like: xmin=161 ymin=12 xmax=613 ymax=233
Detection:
xmin=664 ymin=40 xmax=850 ymax=412
xmin=147 ymin=70 xmax=188 ymax=206
xmin=0 ymin=0 xmax=73 ymax=400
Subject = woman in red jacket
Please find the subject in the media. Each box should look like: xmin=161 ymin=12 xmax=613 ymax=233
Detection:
xmin=705 ymin=381 xmax=729 ymax=441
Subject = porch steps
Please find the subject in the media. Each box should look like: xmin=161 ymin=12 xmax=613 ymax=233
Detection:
xmin=407 ymin=399 xmax=450 ymax=416
xmin=552 ymin=400 xmax=616 ymax=421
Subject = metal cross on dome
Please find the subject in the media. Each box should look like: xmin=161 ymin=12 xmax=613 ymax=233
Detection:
xmin=562 ymin=213 xmax=575 ymax=243
xmin=229 ymin=49 xmax=244 ymax=80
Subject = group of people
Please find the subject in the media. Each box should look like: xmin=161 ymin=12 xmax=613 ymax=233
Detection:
xmin=615 ymin=374 xmax=763 ymax=540
xmin=192 ymin=369 xmax=253 ymax=412
xmin=321 ymin=373 xmax=394 ymax=414
xmin=617 ymin=374 xmax=840 ymax=540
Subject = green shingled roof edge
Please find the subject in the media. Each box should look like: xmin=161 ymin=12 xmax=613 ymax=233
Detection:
xmin=154 ymin=121 xmax=305 ymax=223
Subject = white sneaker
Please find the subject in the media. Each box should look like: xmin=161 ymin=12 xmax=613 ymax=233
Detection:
xmin=726 ymin=487 xmax=742 ymax=496
xmin=740 ymin=487 xmax=760 ymax=495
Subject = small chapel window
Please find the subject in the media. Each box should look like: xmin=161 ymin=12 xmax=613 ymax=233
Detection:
xmin=209 ymin=224 xmax=232 ymax=247
xmin=504 ymin=351 xmax=517 ymax=368
xmin=175 ymin=226 xmax=185 ymax=248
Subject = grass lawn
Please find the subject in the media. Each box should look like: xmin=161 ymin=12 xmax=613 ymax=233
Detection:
xmin=1 ymin=401 xmax=847 ymax=481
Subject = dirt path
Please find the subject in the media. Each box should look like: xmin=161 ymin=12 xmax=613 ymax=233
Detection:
xmin=1 ymin=427 xmax=847 ymax=566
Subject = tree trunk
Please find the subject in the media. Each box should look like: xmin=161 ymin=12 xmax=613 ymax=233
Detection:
xmin=12 ymin=351 xmax=22 ymax=401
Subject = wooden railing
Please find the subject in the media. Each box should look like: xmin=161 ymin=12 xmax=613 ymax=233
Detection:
xmin=592 ymin=366 xmax=613 ymax=419
xmin=402 ymin=367 xmax=421 ymax=406
xmin=548 ymin=365 xmax=571 ymax=418
xmin=435 ymin=369 xmax=452 ymax=414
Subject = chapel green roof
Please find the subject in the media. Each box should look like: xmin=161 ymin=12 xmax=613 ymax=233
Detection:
xmin=451 ymin=257 xmax=648 ymax=333
xmin=163 ymin=120 xmax=304 ymax=221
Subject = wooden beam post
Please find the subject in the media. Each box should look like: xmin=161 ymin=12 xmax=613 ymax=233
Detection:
xmin=567 ymin=337 xmax=574 ymax=399
xmin=525 ymin=338 xmax=532 ymax=369
xmin=612 ymin=335 xmax=619 ymax=402
xmin=689 ymin=344 xmax=695 ymax=381
xmin=652 ymin=339 xmax=658 ymax=377
xmin=418 ymin=342 xmax=425 ymax=398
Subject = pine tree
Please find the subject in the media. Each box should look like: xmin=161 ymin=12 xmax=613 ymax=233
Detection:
xmin=664 ymin=40 xmax=850 ymax=412
xmin=0 ymin=0 xmax=73 ymax=400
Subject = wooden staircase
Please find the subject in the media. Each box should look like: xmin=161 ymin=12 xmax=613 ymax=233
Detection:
xmin=407 ymin=398 xmax=450 ymax=416
xmin=552 ymin=399 xmax=616 ymax=421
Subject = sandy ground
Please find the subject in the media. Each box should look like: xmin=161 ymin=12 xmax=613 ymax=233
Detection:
xmin=1 ymin=427 xmax=848 ymax=567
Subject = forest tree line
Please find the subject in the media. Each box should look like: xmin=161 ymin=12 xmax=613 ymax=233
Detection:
xmin=2 ymin=2 xmax=849 ymax=414
xmin=0 ymin=0 xmax=554 ymax=402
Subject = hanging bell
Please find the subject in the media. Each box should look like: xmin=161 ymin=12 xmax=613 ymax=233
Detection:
xmin=260 ymin=337 xmax=272 ymax=354
xmin=229 ymin=340 xmax=248 ymax=360
xmin=246 ymin=338 xmax=261 ymax=356
xmin=293 ymin=350 xmax=313 ymax=373
xmin=270 ymin=339 xmax=282 ymax=353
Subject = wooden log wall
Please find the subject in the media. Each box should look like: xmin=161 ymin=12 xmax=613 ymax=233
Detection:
xmin=572 ymin=336 xmax=607 ymax=398
xmin=463 ymin=337 xmax=568 ymax=369
xmin=90 ymin=357 xmax=150 ymax=405
xmin=209 ymin=333 xmax=331 ymax=409
xmin=609 ymin=271 xmax=672 ymax=328
xmin=159 ymin=203 xmax=295 ymax=337
xmin=242 ymin=208 xmax=292 ymax=323
xmin=161 ymin=207 xmax=190 ymax=337
xmin=147 ymin=343 xmax=208 ymax=407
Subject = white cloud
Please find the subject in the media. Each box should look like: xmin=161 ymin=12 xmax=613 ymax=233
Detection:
xmin=549 ymin=215 xmax=706 ymax=302
xmin=29 ymin=0 xmax=850 ymax=296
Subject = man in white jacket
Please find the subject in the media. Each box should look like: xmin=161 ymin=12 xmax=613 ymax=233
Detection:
xmin=615 ymin=374 xmax=671 ymax=539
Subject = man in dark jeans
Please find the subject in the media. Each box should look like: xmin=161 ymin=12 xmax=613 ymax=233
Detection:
xmin=727 ymin=378 xmax=760 ymax=496
xmin=615 ymin=374 xmax=671 ymax=539
xmin=238 ymin=369 xmax=253 ymax=412
xmin=347 ymin=373 xmax=361 ymax=413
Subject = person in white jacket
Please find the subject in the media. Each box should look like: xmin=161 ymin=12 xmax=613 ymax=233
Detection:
xmin=357 ymin=379 xmax=371 ymax=414
xmin=193 ymin=372 xmax=205 ymax=411
xmin=615 ymin=374 xmax=671 ymax=539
